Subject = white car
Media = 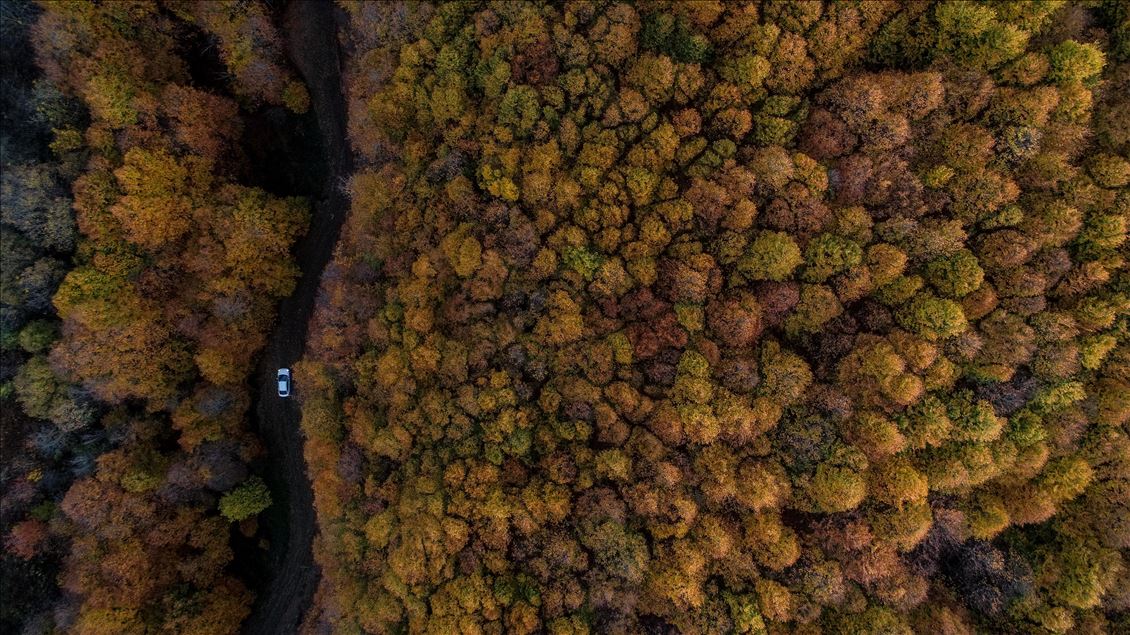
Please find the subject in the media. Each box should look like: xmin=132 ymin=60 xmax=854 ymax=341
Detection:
xmin=277 ymin=368 xmax=291 ymax=397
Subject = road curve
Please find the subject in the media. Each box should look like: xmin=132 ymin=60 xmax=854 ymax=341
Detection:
xmin=243 ymin=1 xmax=351 ymax=634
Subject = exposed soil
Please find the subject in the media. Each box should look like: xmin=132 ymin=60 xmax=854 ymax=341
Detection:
xmin=241 ymin=1 xmax=352 ymax=633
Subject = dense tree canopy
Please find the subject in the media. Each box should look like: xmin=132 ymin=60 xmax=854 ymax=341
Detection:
xmin=298 ymin=1 xmax=1130 ymax=634
xmin=3 ymin=0 xmax=309 ymax=632
xmin=3 ymin=1 xmax=1128 ymax=634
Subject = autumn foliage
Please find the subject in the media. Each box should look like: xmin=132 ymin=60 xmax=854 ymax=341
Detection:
xmin=297 ymin=2 xmax=1130 ymax=634
xmin=4 ymin=0 xmax=1129 ymax=633
xmin=1 ymin=1 xmax=308 ymax=632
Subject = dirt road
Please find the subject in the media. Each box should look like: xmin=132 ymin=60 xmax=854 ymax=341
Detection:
xmin=242 ymin=1 xmax=351 ymax=633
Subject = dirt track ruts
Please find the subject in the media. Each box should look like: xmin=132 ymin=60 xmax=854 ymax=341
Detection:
xmin=242 ymin=1 xmax=351 ymax=633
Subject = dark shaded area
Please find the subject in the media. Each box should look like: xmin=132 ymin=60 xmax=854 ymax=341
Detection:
xmin=241 ymin=1 xmax=353 ymax=633
xmin=906 ymin=514 xmax=1034 ymax=620
xmin=0 ymin=552 xmax=60 ymax=631
xmin=228 ymin=523 xmax=269 ymax=591
xmin=0 ymin=3 xmax=69 ymax=632
xmin=243 ymin=106 xmax=325 ymax=197
xmin=0 ymin=0 xmax=48 ymax=163
xmin=975 ymin=370 xmax=1039 ymax=417
xmin=941 ymin=541 xmax=1033 ymax=617
xmin=639 ymin=614 xmax=680 ymax=635
xmin=177 ymin=16 xmax=230 ymax=95
xmin=175 ymin=10 xmax=324 ymax=200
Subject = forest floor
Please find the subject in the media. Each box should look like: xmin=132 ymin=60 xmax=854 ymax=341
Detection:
xmin=242 ymin=1 xmax=353 ymax=633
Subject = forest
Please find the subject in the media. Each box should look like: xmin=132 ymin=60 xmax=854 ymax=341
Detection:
xmin=2 ymin=1 xmax=1129 ymax=635
xmin=2 ymin=1 xmax=310 ymax=632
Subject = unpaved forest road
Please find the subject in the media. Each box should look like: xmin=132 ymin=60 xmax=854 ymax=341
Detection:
xmin=243 ymin=1 xmax=351 ymax=633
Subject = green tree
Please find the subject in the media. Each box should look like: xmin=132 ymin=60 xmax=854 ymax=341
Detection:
xmin=498 ymin=85 xmax=540 ymax=137
xmin=17 ymin=320 xmax=58 ymax=353
xmin=1047 ymin=40 xmax=1106 ymax=84
xmin=219 ymin=476 xmax=272 ymax=521
xmin=925 ymin=249 xmax=984 ymax=297
xmin=933 ymin=1 xmax=1029 ymax=70
xmin=738 ymin=231 xmax=802 ymax=282
xmin=801 ymin=233 xmax=863 ymax=283
xmin=897 ymin=294 xmax=968 ymax=341
xmin=809 ymin=461 xmax=866 ymax=513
